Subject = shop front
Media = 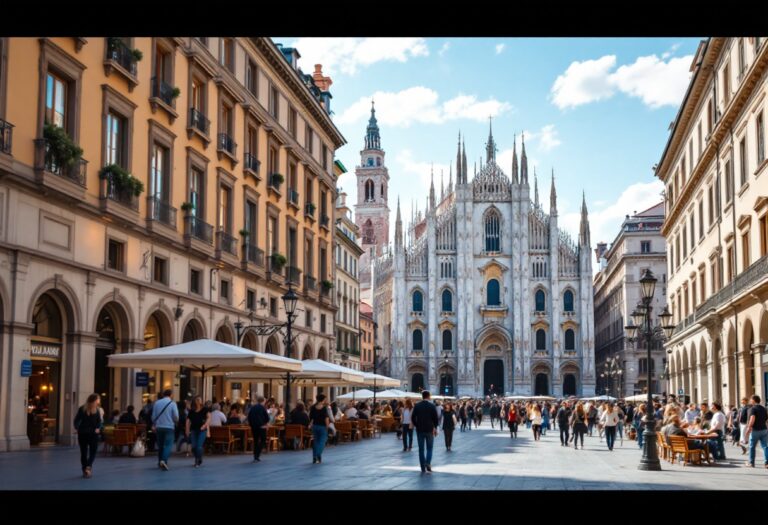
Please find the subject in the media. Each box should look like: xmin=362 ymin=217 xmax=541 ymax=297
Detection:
xmin=27 ymin=344 xmax=62 ymax=446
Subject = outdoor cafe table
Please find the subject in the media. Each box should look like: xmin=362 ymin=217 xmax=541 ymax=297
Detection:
xmin=229 ymin=425 xmax=252 ymax=453
xmin=685 ymin=435 xmax=713 ymax=464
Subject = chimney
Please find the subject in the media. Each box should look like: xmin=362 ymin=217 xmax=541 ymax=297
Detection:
xmin=312 ymin=64 xmax=333 ymax=114
xmin=594 ymin=241 xmax=608 ymax=263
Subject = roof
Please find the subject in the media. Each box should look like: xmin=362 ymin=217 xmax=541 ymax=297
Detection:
xmin=360 ymin=301 xmax=373 ymax=315
xmin=634 ymin=201 xmax=665 ymax=218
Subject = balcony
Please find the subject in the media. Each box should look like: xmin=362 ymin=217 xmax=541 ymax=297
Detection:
xmin=242 ymin=243 xmax=265 ymax=276
xmin=99 ymin=173 xmax=139 ymax=222
xmin=410 ymin=310 xmax=424 ymax=317
xmin=304 ymin=275 xmax=317 ymax=292
xmin=288 ymin=188 xmax=300 ymax=209
xmin=267 ymin=254 xmax=286 ymax=284
xmin=217 ymin=133 xmax=237 ymax=164
xmin=268 ymin=173 xmax=283 ymax=196
xmin=337 ymin=347 xmax=361 ymax=357
xmin=216 ymin=229 xmax=238 ymax=257
xmin=187 ymin=108 xmax=210 ymax=143
xmin=1 ymin=118 xmax=13 ymax=155
xmin=34 ymin=138 xmax=88 ymax=200
xmin=320 ymin=213 xmax=330 ymax=230
xmin=146 ymin=195 xmax=177 ymax=240
xmin=184 ymin=215 xmax=213 ymax=243
xmin=320 ymin=283 xmax=331 ymax=302
xmin=103 ymin=38 xmax=139 ymax=91
xmin=694 ymin=254 xmax=768 ymax=324
xmin=285 ymin=265 xmax=302 ymax=286
xmin=244 ymin=153 xmax=260 ymax=178
xmin=304 ymin=202 xmax=316 ymax=220
xmin=149 ymin=76 xmax=178 ymax=123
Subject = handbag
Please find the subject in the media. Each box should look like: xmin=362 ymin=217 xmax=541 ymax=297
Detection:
xmin=130 ymin=438 xmax=146 ymax=457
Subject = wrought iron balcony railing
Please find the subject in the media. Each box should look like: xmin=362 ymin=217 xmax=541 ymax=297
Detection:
xmin=185 ymin=215 xmax=213 ymax=244
xmin=147 ymin=195 xmax=177 ymax=228
xmin=189 ymin=108 xmax=209 ymax=135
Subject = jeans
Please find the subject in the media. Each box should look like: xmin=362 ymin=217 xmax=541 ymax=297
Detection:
xmin=78 ymin=432 xmax=98 ymax=471
xmin=460 ymin=418 xmax=467 ymax=432
xmin=190 ymin=429 xmax=206 ymax=464
xmin=467 ymin=417 xmax=473 ymax=430
xmin=560 ymin=426 xmax=570 ymax=445
xmin=573 ymin=425 xmax=586 ymax=448
xmin=636 ymin=423 xmax=644 ymax=449
xmin=416 ymin=432 xmax=434 ymax=470
xmin=402 ymin=424 xmax=413 ymax=450
xmin=156 ymin=427 xmax=175 ymax=465
xmin=587 ymin=419 xmax=595 ymax=435
xmin=526 ymin=420 xmax=532 ymax=429
xmin=748 ymin=429 xmax=768 ymax=466
xmin=252 ymin=427 xmax=266 ymax=460
xmin=617 ymin=421 xmax=624 ymax=439
xmin=444 ymin=429 xmax=454 ymax=449
xmin=707 ymin=429 xmax=726 ymax=460
xmin=605 ymin=426 xmax=616 ymax=450
xmin=532 ymin=424 xmax=542 ymax=440
xmin=312 ymin=425 xmax=327 ymax=460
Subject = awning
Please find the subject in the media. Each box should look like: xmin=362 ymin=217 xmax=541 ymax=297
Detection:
xmin=225 ymin=359 xmax=366 ymax=386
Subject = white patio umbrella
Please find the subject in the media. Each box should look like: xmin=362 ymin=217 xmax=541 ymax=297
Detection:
xmin=581 ymin=395 xmax=618 ymax=402
xmin=226 ymin=359 xmax=366 ymax=386
xmin=337 ymin=389 xmax=376 ymax=400
xmin=359 ymin=372 xmax=401 ymax=388
xmin=623 ymin=393 xmax=661 ymax=402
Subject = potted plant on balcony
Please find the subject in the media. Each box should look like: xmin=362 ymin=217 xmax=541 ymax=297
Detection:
xmin=131 ymin=49 xmax=143 ymax=62
xmin=238 ymin=228 xmax=250 ymax=240
xmin=305 ymin=202 xmax=316 ymax=215
xmin=98 ymin=164 xmax=145 ymax=197
xmin=270 ymin=173 xmax=284 ymax=189
xmin=321 ymin=279 xmax=334 ymax=292
xmin=43 ymin=122 xmax=83 ymax=171
xmin=171 ymin=87 xmax=181 ymax=99
xmin=270 ymin=252 xmax=287 ymax=273
xmin=180 ymin=201 xmax=194 ymax=214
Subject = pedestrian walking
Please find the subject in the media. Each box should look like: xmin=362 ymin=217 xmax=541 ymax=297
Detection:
xmin=467 ymin=403 xmax=475 ymax=431
xmin=401 ymin=398 xmax=414 ymax=452
xmin=508 ymin=403 xmax=519 ymax=438
xmin=247 ymin=396 xmax=269 ymax=462
xmin=309 ymin=394 xmax=330 ymax=464
xmin=442 ymin=401 xmax=457 ymax=451
xmin=570 ymin=402 xmax=588 ymax=450
xmin=530 ymin=404 xmax=543 ymax=441
xmin=73 ymin=393 xmax=103 ymax=478
xmin=490 ymin=401 xmax=500 ymax=429
xmin=633 ymin=403 xmax=646 ymax=449
xmin=587 ymin=403 xmax=598 ymax=436
xmin=737 ymin=397 xmax=750 ymax=454
xmin=151 ymin=389 xmax=179 ymax=471
xmin=743 ymin=395 xmax=768 ymax=468
xmin=541 ymin=404 xmax=550 ymax=436
xmin=459 ymin=402 xmax=468 ymax=432
xmin=475 ymin=402 xmax=483 ymax=427
xmin=185 ymin=396 xmax=210 ymax=467
xmin=600 ymin=402 xmax=619 ymax=451
xmin=556 ymin=402 xmax=571 ymax=446
xmin=411 ymin=390 xmax=439 ymax=474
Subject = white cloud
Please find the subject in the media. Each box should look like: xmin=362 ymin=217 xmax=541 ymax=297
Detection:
xmin=537 ymin=124 xmax=561 ymax=152
xmin=550 ymin=53 xmax=693 ymax=110
xmin=337 ymin=88 xmax=512 ymax=128
xmin=495 ymin=43 xmax=506 ymax=55
xmin=439 ymin=42 xmax=451 ymax=56
xmin=287 ymin=38 xmax=429 ymax=76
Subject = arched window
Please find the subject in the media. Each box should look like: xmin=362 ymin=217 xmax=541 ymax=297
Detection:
xmin=381 ymin=184 xmax=386 ymax=199
xmin=565 ymin=329 xmax=575 ymax=350
xmin=376 ymin=157 xmax=381 ymax=166
xmin=365 ymin=179 xmax=374 ymax=201
xmin=412 ymin=290 xmax=423 ymax=312
xmin=412 ymin=329 xmax=423 ymax=351
xmin=536 ymin=329 xmax=546 ymax=350
xmin=366 ymin=157 xmax=374 ymax=167
xmin=485 ymin=209 xmax=501 ymax=252
xmin=564 ymin=290 xmax=574 ymax=312
xmin=442 ymin=329 xmax=452 ymax=351
xmin=441 ymin=289 xmax=453 ymax=312
xmin=535 ymin=289 xmax=546 ymax=312
xmin=487 ymin=279 xmax=500 ymax=306
xmin=363 ymin=219 xmax=374 ymax=244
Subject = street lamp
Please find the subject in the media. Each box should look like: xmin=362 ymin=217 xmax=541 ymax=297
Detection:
xmin=601 ymin=356 xmax=622 ymax=398
xmin=624 ymin=269 xmax=675 ymax=471
xmin=232 ymin=283 xmax=300 ymax=414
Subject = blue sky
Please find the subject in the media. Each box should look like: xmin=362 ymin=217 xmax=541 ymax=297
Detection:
xmin=282 ymin=37 xmax=701 ymax=257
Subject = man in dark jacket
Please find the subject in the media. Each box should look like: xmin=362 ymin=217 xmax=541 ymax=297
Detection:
xmin=557 ymin=402 xmax=572 ymax=446
xmin=247 ymin=396 xmax=270 ymax=462
xmin=411 ymin=390 xmax=439 ymax=474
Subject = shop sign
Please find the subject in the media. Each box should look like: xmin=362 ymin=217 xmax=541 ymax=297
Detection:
xmin=231 ymin=382 xmax=242 ymax=390
xmin=21 ymin=360 xmax=33 ymax=377
xmin=31 ymin=344 xmax=60 ymax=359
xmin=678 ymin=388 xmax=685 ymax=396
xmin=135 ymin=372 xmax=149 ymax=387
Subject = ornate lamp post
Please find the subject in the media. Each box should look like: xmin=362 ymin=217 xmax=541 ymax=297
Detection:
xmin=624 ymin=269 xmax=675 ymax=471
xmin=600 ymin=356 xmax=623 ymax=398
xmin=233 ymin=283 xmax=299 ymax=413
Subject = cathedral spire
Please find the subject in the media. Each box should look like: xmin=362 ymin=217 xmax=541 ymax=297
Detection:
xmin=485 ymin=116 xmax=497 ymax=163
xmin=440 ymin=169 xmax=444 ymax=201
xmin=550 ymin=168 xmax=557 ymax=215
xmin=579 ymin=191 xmax=591 ymax=246
xmin=462 ymin=138 xmax=467 ymax=184
xmin=395 ymin=196 xmax=403 ymax=248
xmin=448 ymin=164 xmax=453 ymax=194
xmin=511 ymin=134 xmax=519 ymax=184
xmin=456 ymin=131 xmax=463 ymax=185
xmin=521 ymin=132 xmax=529 ymax=184
xmin=534 ymin=168 xmax=539 ymax=207
xmin=429 ymin=164 xmax=436 ymax=211
xmin=364 ymin=99 xmax=381 ymax=150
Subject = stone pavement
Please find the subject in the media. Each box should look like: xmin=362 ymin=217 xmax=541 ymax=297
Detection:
xmin=1 ymin=423 xmax=767 ymax=490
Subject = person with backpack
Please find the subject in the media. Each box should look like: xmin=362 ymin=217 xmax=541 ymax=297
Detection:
xmin=73 ymin=393 xmax=103 ymax=478
xmin=151 ymin=389 xmax=179 ymax=471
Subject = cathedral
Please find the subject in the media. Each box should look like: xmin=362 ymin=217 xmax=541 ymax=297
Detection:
xmin=356 ymin=106 xmax=596 ymax=397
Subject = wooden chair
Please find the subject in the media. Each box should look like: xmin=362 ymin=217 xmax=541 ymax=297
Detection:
xmin=336 ymin=421 xmax=353 ymax=443
xmin=116 ymin=423 xmax=139 ymax=441
xmin=284 ymin=424 xmax=305 ymax=450
xmin=210 ymin=426 xmax=240 ymax=454
xmin=359 ymin=419 xmax=375 ymax=439
xmin=266 ymin=426 xmax=282 ymax=452
xmin=668 ymin=436 xmax=707 ymax=466
xmin=371 ymin=419 xmax=383 ymax=439
xmin=104 ymin=428 xmax=134 ymax=455
xmin=380 ymin=417 xmax=395 ymax=432
xmin=655 ymin=432 xmax=670 ymax=462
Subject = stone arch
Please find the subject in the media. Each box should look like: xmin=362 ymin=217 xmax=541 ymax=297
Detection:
xmin=532 ymin=362 xmax=552 ymax=396
xmin=0 ymin=274 xmax=10 ymax=321
xmin=265 ymin=334 xmax=280 ymax=355
xmin=91 ymin=291 xmax=135 ymax=338
xmin=241 ymin=330 xmax=259 ymax=351
xmin=681 ymin=344 xmax=690 ymax=398
xmin=27 ymin=278 xmax=83 ymax=333
xmin=725 ymin=322 xmax=737 ymax=406
xmin=302 ymin=343 xmax=314 ymax=360
xmin=712 ymin=337 xmax=723 ymax=404
xmin=559 ymin=361 xmax=580 ymax=397
xmin=698 ymin=336 xmax=709 ymax=403
xmin=317 ymin=346 xmax=328 ymax=361
xmin=180 ymin=312 xmax=207 ymax=342
xmin=214 ymin=320 xmax=236 ymax=345
xmin=140 ymin=302 xmax=176 ymax=346
xmin=689 ymin=340 xmax=699 ymax=402
xmin=742 ymin=317 xmax=755 ymax=399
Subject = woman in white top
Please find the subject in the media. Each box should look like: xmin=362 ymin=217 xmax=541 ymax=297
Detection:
xmin=530 ymin=404 xmax=543 ymax=441
xmin=401 ymin=399 xmax=414 ymax=452
xmin=600 ymin=403 xmax=620 ymax=451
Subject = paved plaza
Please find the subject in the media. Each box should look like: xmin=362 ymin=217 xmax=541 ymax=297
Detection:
xmin=2 ymin=424 xmax=767 ymax=490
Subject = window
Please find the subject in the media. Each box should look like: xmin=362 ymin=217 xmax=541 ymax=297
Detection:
xmin=153 ymin=255 xmax=167 ymax=285
xmin=189 ymin=167 xmax=204 ymax=217
xmin=484 ymin=210 xmax=501 ymax=252
xmin=150 ymin=143 xmax=169 ymax=201
xmin=245 ymin=200 xmax=257 ymax=244
xmin=287 ymin=225 xmax=297 ymax=267
xmin=757 ymin=112 xmax=765 ymax=165
xmin=441 ymin=289 xmax=453 ymax=313
xmin=699 ymin=200 xmax=705 ymax=239
xmin=412 ymin=329 xmax=423 ymax=351
xmin=715 ymin=171 xmax=722 ymax=217
xmin=760 ymin=214 xmax=768 ymax=257
xmin=190 ymin=268 xmax=201 ymax=295
xmin=191 ymin=79 xmax=204 ymax=112
xmin=269 ymin=297 xmax=278 ymax=318
xmin=220 ymin=101 xmax=234 ymax=142
xmin=564 ymin=329 xmax=575 ymax=351
xmin=487 ymin=279 xmax=500 ymax=306
xmin=288 ymin=107 xmax=297 ymax=138
xmin=267 ymin=215 xmax=278 ymax=256
xmin=107 ymin=239 xmax=124 ymax=272
xmin=220 ymin=38 xmax=234 ymax=71
xmin=320 ymin=314 xmax=326 ymax=333
xmin=739 ymin=137 xmax=748 ymax=186
xmin=305 ymin=308 xmax=312 ymax=328
xmin=246 ymin=289 xmax=256 ymax=311
xmin=219 ymin=184 xmax=232 ymax=232
xmin=708 ymin=185 xmax=714 ymax=226
xmin=699 ymin=267 xmax=706 ymax=301
xmin=563 ymin=290 xmax=574 ymax=312
xmin=442 ymin=330 xmax=452 ymax=351
xmin=688 ymin=140 xmax=693 ymax=175
xmin=690 ymin=215 xmax=695 ymax=250
xmin=724 ymin=159 xmax=733 ymax=203
xmin=320 ymin=246 xmax=327 ymax=281
xmin=707 ymin=98 xmax=714 ymax=134
xmin=220 ymin=279 xmax=230 ymax=304
xmin=641 ymin=240 xmax=651 ymax=254
xmin=105 ymin=111 xmax=126 ymax=166
xmin=246 ymin=59 xmax=258 ymax=96
xmin=363 ymin=219 xmax=374 ymax=244
xmin=305 ymin=123 xmax=313 ymax=152
xmin=639 ymin=358 xmax=655 ymax=374
xmin=45 ymin=72 xmax=67 ymax=128
xmin=322 ymin=144 xmax=328 ymax=171
xmin=412 ymin=290 xmax=423 ymax=312
xmin=535 ymin=289 xmax=545 ymax=312
xmin=742 ymin=231 xmax=751 ymax=271
xmin=536 ymin=329 xmax=546 ymax=351
xmin=722 ymin=62 xmax=730 ymax=106
xmin=269 ymin=84 xmax=279 ymax=120
xmin=697 ymin=122 xmax=702 ymax=160
xmin=738 ymin=38 xmax=746 ymax=77
xmin=365 ymin=179 xmax=375 ymax=201
xmin=153 ymin=41 xmax=173 ymax=91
